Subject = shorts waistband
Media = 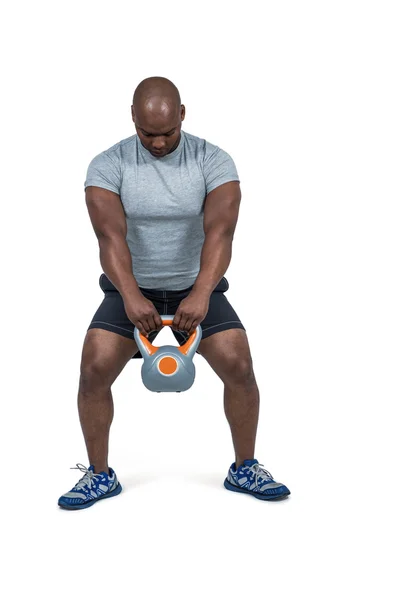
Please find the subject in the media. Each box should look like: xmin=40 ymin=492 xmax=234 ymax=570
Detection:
xmin=99 ymin=273 xmax=229 ymax=296
xmin=138 ymin=284 xmax=194 ymax=296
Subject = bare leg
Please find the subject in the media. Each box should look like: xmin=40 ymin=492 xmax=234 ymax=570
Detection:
xmin=78 ymin=328 xmax=138 ymax=474
xmin=198 ymin=329 xmax=259 ymax=469
xmin=223 ymin=374 xmax=259 ymax=469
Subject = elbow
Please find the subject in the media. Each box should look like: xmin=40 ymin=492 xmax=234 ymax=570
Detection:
xmin=204 ymin=224 xmax=235 ymax=241
xmin=97 ymin=231 xmax=126 ymax=251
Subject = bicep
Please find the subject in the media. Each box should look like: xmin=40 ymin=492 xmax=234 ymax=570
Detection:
xmin=85 ymin=186 xmax=127 ymax=240
xmin=203 ymin=181 xmax=242 ymax=236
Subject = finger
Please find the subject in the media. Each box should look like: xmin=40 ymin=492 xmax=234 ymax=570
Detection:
xmin=187 ymin=319 xmax=197 ymax=334
xmin=143 ymin=319 xmax=153 ymax=336
xmin=180 ymin=316 xmax=192 ymax=333
xmin=148 ymin=314 xmax=158 ymax=333
xmin=155 ymin=313 xmax=163 ymax=330
xmin=148 ymin=305 xmax=162 ymax=331
xmin=172 ymin=312 xmax=182 ymax=330
xmin=136 ymin=321 xmax=148 ymax=337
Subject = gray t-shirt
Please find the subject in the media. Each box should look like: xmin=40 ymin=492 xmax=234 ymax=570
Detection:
xmin=84 ymin=130 xmax=240 ymax=290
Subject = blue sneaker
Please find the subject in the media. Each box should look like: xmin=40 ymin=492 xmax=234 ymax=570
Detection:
xmin=58 ymin=463 xmax=122 ymax=510
xmin=224 ymin=458 xmax=290 ymax=501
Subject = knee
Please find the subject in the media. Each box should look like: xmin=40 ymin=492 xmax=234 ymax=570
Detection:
xmin=223 ymin=354 xmax=256 ymax=387
xmin=79 ymin=359 xmax=112 ymax=393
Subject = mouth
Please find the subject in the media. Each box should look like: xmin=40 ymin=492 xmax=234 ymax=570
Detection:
xmin=151 ymin=149 xmax=166 ymax=155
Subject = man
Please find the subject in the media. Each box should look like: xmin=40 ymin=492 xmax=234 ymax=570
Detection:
xmin=58 ymin=76 xmax=290 ymax=510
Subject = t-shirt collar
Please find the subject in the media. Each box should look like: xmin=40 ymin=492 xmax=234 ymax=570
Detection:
xmin=139 ymin=130 xmax=185 ymax=161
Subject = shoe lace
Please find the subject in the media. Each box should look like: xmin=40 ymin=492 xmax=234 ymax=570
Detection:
xmin=248 ymin=463 xmax=274 ymax=488
xmin=70 ymin=463 xmax=100 ymax=490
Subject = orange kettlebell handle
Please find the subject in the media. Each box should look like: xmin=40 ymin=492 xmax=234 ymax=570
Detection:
xmin=138 ymin=317 xmax=198 ymax=356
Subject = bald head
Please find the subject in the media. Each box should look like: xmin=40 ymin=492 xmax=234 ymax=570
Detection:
xmin=131 ymin=77 xmax=185 ymax=157
xmin=132 ymin=76 xmax=181 ymax=118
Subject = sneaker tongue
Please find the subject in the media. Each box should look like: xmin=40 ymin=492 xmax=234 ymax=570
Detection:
xmin=243 ymin=459 xmax=258 ymax=467
xmin=89 ymin=465 xmax=109 ymax=477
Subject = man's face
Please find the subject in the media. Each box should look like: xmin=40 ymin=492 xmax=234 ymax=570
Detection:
xmin=133 ymin=107 xmax=183 ymax=157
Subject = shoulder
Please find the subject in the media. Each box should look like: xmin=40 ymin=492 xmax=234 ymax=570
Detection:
xmin=84 ymin=137 xmax=136 ymax=193
xmin=191 ymin=133 xmax=240 ymax=194
xmin=88 ymin=135 xmax=137 ymax=167
xmin=203 ymin=137 xmax=235 ymax=166
xmin=202 ymin=137 xmax=237 ymax=171
xmin=182 ymin=130 xmax=234 ymax=164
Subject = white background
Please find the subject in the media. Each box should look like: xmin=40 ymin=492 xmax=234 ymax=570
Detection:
xmin=2 ymin=1 xmax=399 ymax=598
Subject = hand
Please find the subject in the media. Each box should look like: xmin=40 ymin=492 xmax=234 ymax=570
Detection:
xmin=123 ymin=292 xmax=163 ymax=337
xmin=172 ymin=291 xmax=210 ymax=334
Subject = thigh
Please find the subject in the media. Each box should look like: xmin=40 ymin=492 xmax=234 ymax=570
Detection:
xmin=80 ymin=328 xmax=139 ymax=387
xmin=197 ymin=328 xmax=254 ymax=384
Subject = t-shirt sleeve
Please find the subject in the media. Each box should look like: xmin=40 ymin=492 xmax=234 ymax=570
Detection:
xmin=203 ymin=146 xmax=240 ymax=195
xmin=84 ymin=152 xmax=121 ymax=194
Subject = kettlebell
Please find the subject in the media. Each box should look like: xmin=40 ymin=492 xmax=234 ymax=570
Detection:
xmin=133 ymin=315 xmax=202 ymax=393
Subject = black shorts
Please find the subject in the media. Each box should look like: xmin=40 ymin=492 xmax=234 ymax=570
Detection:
xmin=87 ymin=273 xmax=246 ymax=359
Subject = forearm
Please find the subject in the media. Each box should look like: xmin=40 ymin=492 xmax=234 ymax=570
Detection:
xmin=192 ymin=229 xmax=233 ymax=296
xmin=99 ymin=236 xmax=141 ymax=300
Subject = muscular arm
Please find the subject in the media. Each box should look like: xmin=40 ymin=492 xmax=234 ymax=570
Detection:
xmin=192 ymin=181 xmax=242 ymax=296
xmin=85 ymin=186 xmax=141 ymax=301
